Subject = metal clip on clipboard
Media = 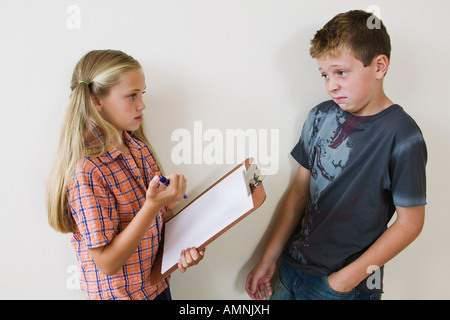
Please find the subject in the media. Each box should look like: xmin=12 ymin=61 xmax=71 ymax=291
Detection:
xmin=244 ymin=162 xmax=266 ymax=195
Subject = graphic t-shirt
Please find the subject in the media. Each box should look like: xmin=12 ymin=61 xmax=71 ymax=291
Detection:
xmin=286 ymin=100 xmax=427 ymax=292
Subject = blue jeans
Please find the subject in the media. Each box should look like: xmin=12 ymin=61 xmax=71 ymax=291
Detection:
xmin=271 ymin=260 xmax=381 ymax=300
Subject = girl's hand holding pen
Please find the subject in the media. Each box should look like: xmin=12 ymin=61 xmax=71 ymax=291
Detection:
xmin=146 ymin=174 xmax=187 ymax=208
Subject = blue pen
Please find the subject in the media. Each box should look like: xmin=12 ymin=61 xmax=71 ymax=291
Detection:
xmin=159 ymin=175 xmax=188 ymax=199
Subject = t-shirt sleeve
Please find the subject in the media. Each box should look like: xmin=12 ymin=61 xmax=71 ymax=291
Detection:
xmin=389 ymin=132 xmax=427 ymax=207
xmin=291 ymin=109 xmax=315 ymax=170
xmin=67 ymin=167 xmax=118 ymax=249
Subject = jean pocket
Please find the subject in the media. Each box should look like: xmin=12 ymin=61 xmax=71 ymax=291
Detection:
xmin=321 ymin=276 xmax=356 ymax=299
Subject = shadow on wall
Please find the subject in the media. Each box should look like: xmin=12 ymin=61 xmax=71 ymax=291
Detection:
xmin=233 ymin=26 xmax=327 ymax=297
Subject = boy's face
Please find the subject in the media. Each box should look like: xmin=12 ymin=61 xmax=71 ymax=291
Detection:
xmin=317 ymin=50 xmax=386 ymax=116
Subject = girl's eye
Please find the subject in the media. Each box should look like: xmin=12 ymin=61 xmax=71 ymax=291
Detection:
xmin=129 ymin=91 xmax=145 ymax=99
xmin=337 ymin=70 xmax=346 ymax=76
xmin=321 ymin=74 xmax=328 ymax=79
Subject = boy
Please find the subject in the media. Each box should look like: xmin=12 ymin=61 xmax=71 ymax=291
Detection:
xmin=245 ymin=10 xmax=427 ymax=300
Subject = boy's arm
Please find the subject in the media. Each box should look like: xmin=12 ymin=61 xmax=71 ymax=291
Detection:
xmin=245 ymin=165 xmax=310 ymax=300
xmin=328 ymin=205 xmax=425 ymax=292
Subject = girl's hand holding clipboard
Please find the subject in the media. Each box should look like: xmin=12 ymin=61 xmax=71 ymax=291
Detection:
xmin=146 ymin=174 xmax=205 ymax=272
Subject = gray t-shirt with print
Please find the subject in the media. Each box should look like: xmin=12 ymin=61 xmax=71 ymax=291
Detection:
xmin=285 ymin=100 xmax=427 ymax=292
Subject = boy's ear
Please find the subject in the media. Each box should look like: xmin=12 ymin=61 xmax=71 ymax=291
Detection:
xmin=375 ymin=54 xmax=389 ymax=79
xmin=90 ymin=93 xmax=102 ymax=112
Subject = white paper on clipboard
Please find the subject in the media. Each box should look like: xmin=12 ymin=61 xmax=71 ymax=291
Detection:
xmin=161 ymin=166 xmax=254 ymax=273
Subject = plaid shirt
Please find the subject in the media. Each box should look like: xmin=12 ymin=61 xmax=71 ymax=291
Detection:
xmin=67 ymin=123 xmax=170 ymax=299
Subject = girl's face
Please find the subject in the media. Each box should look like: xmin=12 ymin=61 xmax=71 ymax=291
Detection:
xmin=94 ymin=68 xmax=147 ymax=135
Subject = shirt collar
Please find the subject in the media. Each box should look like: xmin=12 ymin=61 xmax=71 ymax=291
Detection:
xmin=87 ymin=122 xmax=146 ymax=163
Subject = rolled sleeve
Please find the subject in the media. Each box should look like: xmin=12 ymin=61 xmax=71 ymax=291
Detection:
xmin=390 ymin=133 xmax=427 ymax=207
xmin=68 ymin=166 xmax=118 ymax=249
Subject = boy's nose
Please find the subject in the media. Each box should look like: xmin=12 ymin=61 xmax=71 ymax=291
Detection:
xmin=326 ymin=79 xmax=339 ymax=93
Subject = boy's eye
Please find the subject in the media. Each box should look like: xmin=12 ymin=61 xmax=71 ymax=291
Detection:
xmin=321 ymin=74 xmax=328 ymax=79
xmin=337 ymin=70 xmax=346 ymax=76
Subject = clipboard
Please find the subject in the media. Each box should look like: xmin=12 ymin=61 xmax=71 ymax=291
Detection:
xmin=150 ymin=157 xmax=266 ymax=285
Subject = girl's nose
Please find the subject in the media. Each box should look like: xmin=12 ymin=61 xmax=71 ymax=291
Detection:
xmin=137 ymin=99 xmax=146 ymax=110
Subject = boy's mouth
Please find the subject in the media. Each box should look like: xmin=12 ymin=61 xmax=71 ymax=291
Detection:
xmin=334 ymin=97 xmax=347 ymax=103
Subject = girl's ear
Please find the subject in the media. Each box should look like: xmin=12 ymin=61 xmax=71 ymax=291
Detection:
xmin=90 ymin=93 xmax=102 ymax=112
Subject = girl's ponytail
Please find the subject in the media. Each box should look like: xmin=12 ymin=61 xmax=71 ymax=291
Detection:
xmin=47 ymin=50 xmax=143 ymax=233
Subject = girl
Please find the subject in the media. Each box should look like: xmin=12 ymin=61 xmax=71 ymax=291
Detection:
xmin=47 ymin=49 xmax=204 ymax=300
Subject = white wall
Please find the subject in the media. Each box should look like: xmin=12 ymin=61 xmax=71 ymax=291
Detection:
xmin=0 ymin=0 xmax=448 ymax=299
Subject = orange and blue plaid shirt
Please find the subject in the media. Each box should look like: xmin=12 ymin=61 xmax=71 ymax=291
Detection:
xmin=67 ymin=123 xmax=170 ymax=299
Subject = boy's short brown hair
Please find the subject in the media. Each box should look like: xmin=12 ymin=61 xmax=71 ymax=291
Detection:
xmin=310 ymin=10 xmax=391 ymax=67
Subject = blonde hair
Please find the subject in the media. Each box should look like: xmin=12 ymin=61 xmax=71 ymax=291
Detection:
xmin=47 ymin=50 xmax=156 ymax=233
